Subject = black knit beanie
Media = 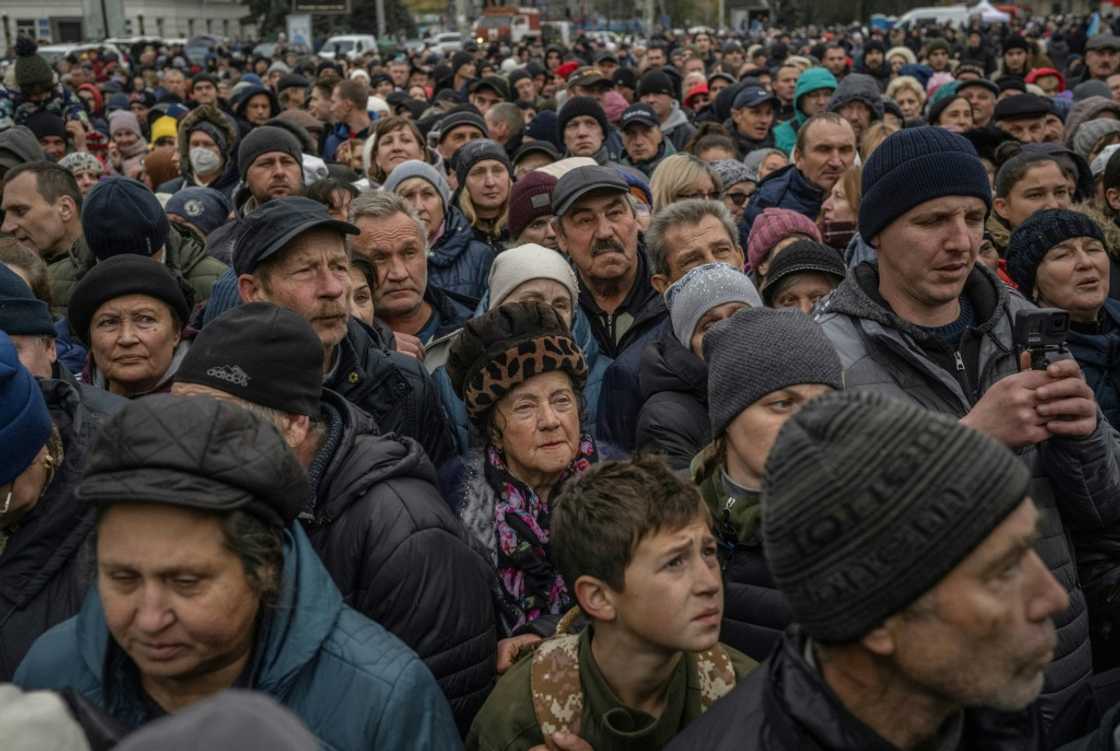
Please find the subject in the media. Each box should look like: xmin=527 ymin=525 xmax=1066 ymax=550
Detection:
xmin=703 ymin=307 xmax=843 ymax=438
xmin=762 ymin=390 xmax=1030 ymax=643
xmin=760 ymin=240 xmax=847 ymax=307
xmin=1006 ymin=208 xmax=1105 ymax=298
xmin=14 ymin=38 xmax=53 ymax=95
xmin=68 ymin=255 xmax=191 ymax=345
xmin=557 ymin=96 xmax=609 ymax=144
xmin=453 ymin=138 xmax=512 ymax=188
xmin=237 ymin=126 xmax=303 ymax=182
xmin=860 ymin=127 xmax=991 ymax=242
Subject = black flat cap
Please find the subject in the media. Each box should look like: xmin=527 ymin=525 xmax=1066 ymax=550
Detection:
xmin=78 ymin=394 xmax=310 ymax=529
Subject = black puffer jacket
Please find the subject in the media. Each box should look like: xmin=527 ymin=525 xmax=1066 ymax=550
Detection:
xmin=327 ymin=318 xmax=455 ymax=468
xmin=302 ymin=390 xmax=496 ymax=735
xmin=635 ymin=327 xmax=710 ymax=470
xmin=816 ymin=263 xmax=1120 ymax=746
xmin=0 ymin=378 xmax=119 ymax=679
xmin=666 ymin=628 xmax=1043 ymax=750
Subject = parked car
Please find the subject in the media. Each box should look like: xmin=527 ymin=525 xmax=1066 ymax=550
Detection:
xmin=318 ymin=34 xmax=378 ymax=60
xmin=430 ymin=32 xmax=463 ymax=55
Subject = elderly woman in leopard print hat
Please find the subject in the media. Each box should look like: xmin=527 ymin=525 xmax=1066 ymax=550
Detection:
xmin=441 ymin=301 xmax=606 ymax=649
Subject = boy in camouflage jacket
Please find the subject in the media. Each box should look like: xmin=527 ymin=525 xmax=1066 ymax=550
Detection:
xmin=467 ymin=455 xmax=758 ymax=751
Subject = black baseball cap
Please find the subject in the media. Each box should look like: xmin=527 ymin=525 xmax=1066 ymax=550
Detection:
xmin=552 ymin=165 xmax=629 ymax=216
xmin=233 ymin=196 xmax=358 ymax=276
xmin=619 ymin=103 xmax=660 ymax=131
xmin=733 ymin=85 xmax=779 ymax=110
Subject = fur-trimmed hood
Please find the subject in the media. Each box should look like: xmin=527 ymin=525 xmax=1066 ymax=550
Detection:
xmin=176 ymin=104 xmax=238 ymax=179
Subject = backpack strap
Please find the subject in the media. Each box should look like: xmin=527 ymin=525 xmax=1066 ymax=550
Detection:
xmin=695 ymin=643 xmax=737 ymax=711
xmin=531 ymin=633 xmax=584 ymax=739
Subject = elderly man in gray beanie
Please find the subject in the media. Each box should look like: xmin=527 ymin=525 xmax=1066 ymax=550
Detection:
xmin=669 ymin=390 xmax=1067 ymax=750
xmin=815 ymin=125 xmax=1120 ymax=745
xmin=635 ymin=262 xmax=762 ymax=470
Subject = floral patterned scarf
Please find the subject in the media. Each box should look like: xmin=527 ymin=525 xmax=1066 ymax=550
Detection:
xmin=485 ymin=434 xmax=597 ymax=633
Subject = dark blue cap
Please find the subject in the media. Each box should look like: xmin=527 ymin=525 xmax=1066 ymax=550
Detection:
xmin=233 ymin=196 xmax=359 ymax=276
xmin=619 ymin=103 xmax=660 ymax=130
xmin=0 ymin=263 xmax=54 ymax=337
xmin=733 ymin=85 xmax=779 ymax=110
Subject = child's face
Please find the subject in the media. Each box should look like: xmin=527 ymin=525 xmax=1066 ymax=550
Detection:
xmin=608 ymin=513 xmax=723 ymax=654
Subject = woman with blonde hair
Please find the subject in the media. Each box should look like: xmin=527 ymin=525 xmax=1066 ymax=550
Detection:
xmin=821 ymin=164 xmax=861 ymax=251
xmin=885 ymin=75 xmax=925 ymax=121
xmin=649 ymin=153 xmax=722 ymax=213
xmin=454 ymin=139 xmax=513 ymax=251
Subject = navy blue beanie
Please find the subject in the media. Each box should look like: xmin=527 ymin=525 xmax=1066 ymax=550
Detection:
xmin=0 ymin=330 xmax=52 ymax=485
xmin=1006 ymin=208 xmax=1105 ymax=298
xmin=0 ymin=263 xmax=54 ymax=337
xmin=81 ymin=177 xmax=171 ymax=261
xmin=860 ymin=127 xmax=992 ymax=242
xmin=165 ymin=187 xmax=234 ymax=237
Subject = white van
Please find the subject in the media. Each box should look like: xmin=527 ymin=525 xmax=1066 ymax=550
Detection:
xmin=894 ymin=5 xmax=969 ymax=29
xmin=319 ymin=35 xmax=378 ymax=61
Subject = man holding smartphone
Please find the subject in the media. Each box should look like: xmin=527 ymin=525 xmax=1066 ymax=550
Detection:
xmin=814 ymin=126 xmax=1120 ymax=748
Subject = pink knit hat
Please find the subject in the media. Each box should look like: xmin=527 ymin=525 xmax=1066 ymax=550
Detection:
xmin=746 ymin=208 xmax=823 ymax=272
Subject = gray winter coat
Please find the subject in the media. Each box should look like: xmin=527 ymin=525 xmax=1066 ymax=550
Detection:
xmin=816 ymin=262 xmax=1120 ymax=747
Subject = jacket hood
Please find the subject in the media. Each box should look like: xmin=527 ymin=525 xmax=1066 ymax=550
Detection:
xmin=312 ymin=389 xmax=438 ymax=523
xmin=638 ymin=326 xmax=708 ymax=402
xmin=430 ymin=205 xmax=480 ymax=268
xmin=793 ymin=68 xmax=839 ymax=122
xmin=233 ymin=85 xmax=281 ymax=122
xmin=828 ymin=73 xmax=884 ymax=120
xmin=661 ymin=103 xmax=692 ymax=133
xmin=0 ymin=125 xmax=45 ymax=163
xmin=75 ymin=523 xmax=341 ymax=701
xmin=1064 ymin=96 xmax=1120 ymax=146
xmin=816 ymin=261 xmax=1009 ymax=342
xmin=177 ymin=104 xmax=239 ymax=178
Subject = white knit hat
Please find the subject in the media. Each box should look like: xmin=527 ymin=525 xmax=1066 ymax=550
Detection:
xmin=487 ymin=243 xmax=580 ymax=311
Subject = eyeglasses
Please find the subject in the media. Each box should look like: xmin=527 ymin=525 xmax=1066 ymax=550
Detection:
xmin=723 ymin=191 xmax=753 ymax=206
xmin=676 ymin=191 xmax=718 ymax=201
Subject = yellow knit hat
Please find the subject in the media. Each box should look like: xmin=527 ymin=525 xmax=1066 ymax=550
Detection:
xmin=149 ymin=115 xmax=178 ymax=146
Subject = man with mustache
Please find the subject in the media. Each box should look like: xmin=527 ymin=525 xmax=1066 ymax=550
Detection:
xmin=669 ymin=391 xmax=1068 ymax=750
xmin=235 ymin=196 xmax=455 ymax=467
xmin=552 ymin=164 xmax=668 ymax=450
xmin=814 ymin=127 xmax=1120 ymax=746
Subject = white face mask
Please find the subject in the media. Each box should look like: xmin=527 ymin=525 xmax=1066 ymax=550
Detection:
xmin=189 ymin=146 xmax=222 ymax=175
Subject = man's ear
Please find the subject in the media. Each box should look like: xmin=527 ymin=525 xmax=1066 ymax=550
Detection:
xmin=238 ymin=273 xmax=266 ymax=304
xmin=57 ymin=195 xmax=77 ymax=223
xmin=860 ymin=622 xmax=898 ymax=658
xmin=574 ymin=575 xmax=617 ymax=623
xmin=651 ymin=273 xmax=670 ymax=295
xmin=1107 ymin=187 xmax=1120 ymax=213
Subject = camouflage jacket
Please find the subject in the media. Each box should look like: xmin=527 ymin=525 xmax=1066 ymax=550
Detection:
xmin=466 ymin=624 xmax=757 ymax=751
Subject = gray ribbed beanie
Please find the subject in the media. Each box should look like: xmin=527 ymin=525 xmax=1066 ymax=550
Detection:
xmin=382 ymin=159 xmax=451 ymax=214
xmin=666 ymin=262 xmax=763 ymax=349
xmin=702 ymin=307 xmax=842 ymax=437
xmin=762 ymin=390 xmax=1031 ymax=643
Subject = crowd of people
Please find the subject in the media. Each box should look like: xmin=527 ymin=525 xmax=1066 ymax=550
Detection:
xmin=6 ymin=11 xmax=1120 ymax=749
